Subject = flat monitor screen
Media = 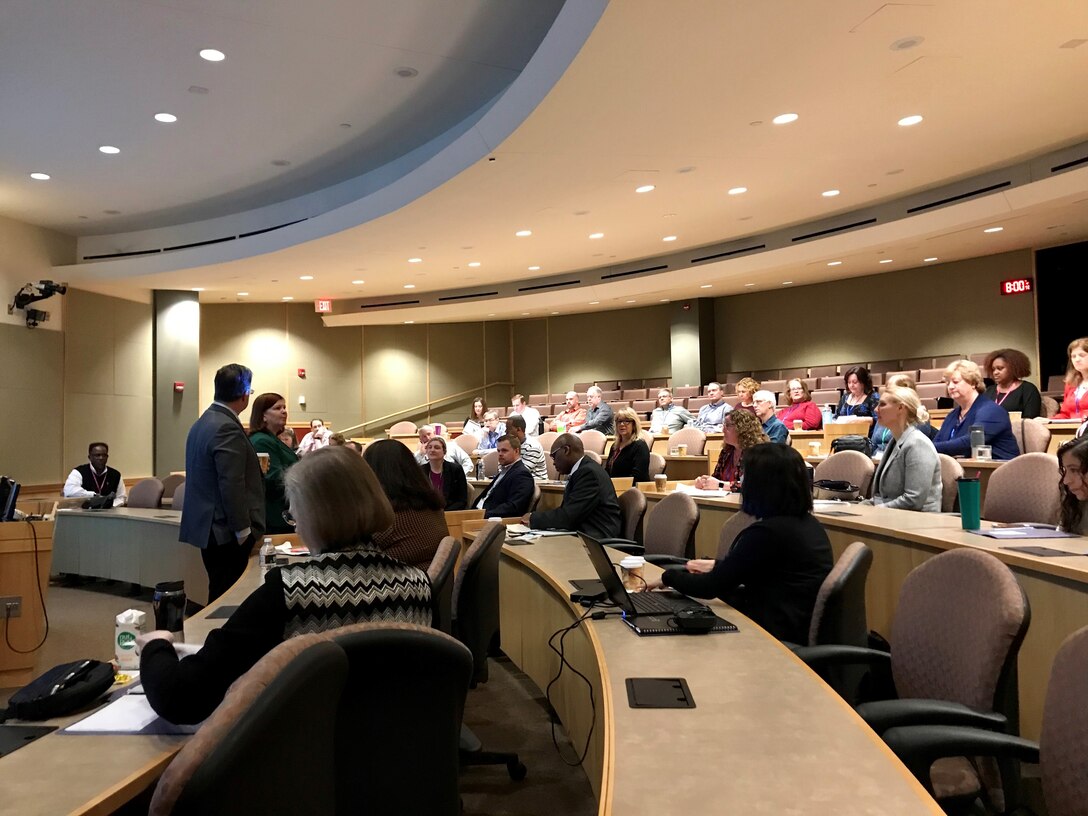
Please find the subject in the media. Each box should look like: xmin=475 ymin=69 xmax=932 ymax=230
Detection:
xmin=0 ymin=477 xmax=20 ymax=522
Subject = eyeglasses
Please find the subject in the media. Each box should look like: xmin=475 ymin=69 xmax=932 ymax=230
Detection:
xmin=616 ymin=419 xmax=635 ymax=425
xmin=549 ymin=446 xmax=569 ymax=459
xmin=281 ymin=509 xmax=296 ymax=527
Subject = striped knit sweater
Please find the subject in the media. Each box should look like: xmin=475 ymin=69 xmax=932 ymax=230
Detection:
xmin=280 ymin=545 xmax=432 ymax=636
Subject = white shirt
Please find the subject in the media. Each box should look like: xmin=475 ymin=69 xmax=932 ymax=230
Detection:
xmin=298 ymin=428 xmax=331 ymax=455
xmin=63 ymin=466 xmax=128 ymax=506
xmin=512 ymin=406 xmax=541 ymax=437
xmin=415 ymin=442 xmax=474 ymax=475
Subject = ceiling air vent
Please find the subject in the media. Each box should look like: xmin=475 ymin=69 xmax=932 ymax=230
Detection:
xmin=791 ymin=218 xmax=878 ymax=242
xmin=905 ymin=181 xmax=1010 ymax=214
xmin=438 ymin=291 xmax=499 ymax=302
xmin=689 ymin=245 xmax=765 ymax=264
xmin=517 ymin=279 xmax=582 ymax=292
xmin=358 ymin=300 xmax=421 ymax=309
xmin=1051 ymin=154 xmax=1088 ymax=173
xmin=600 ymin=264 xmax=667 ymax=281
xmin=82 ymin=248 xmax=162 ymax=260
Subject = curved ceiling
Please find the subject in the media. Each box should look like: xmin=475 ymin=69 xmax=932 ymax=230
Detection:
xmin=12 ymin=0 xmax=1088 ymax=318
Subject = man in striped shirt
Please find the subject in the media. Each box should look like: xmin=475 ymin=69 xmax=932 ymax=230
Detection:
xmin=507 ymin=414 xmax=548 ymax=480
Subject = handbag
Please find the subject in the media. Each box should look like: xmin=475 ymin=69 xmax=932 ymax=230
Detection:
xmin=830 ymin=435 xmax=872 ymax=456
xmin=0 ymin=659 xmax=115 ymax=722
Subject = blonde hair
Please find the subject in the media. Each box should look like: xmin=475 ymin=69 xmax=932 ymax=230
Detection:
xmin=881 ymin=386 xmax=924 ymax=425
xmin=943 ymin=360 xmax=986 ymax=394
xmin=883 ymin=375 xmax=929 ymax=422
xmin=735 ymin=377 xmax=760 ymax=397
xmin=283 ymin=447 xmax=394 ymax=553
xmin=1066 ymin=338 xmax=1088 ymax=386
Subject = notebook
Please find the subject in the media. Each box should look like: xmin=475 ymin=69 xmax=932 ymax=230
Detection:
xmin=577 ymin=533 xmax=737 ymax=636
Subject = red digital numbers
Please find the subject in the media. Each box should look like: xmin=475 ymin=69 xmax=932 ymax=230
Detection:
xmin=1000 ymin=278 xmax=1033 ymax=296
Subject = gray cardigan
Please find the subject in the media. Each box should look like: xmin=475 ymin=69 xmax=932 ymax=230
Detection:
xmin=870 ymin=425 xmax=942 ymax=512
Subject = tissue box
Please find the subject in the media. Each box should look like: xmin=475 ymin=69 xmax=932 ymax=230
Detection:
xmin=115 ymin=609 xmax=146 ymax=670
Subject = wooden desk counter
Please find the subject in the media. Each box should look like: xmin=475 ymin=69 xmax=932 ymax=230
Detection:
xmin=0 ymin=520 xmax=53 ymax=687
xmin=499 ymin=537 xmax=941 ymax=815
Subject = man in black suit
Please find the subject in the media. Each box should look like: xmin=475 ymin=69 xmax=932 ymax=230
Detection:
xmin=179 ymin=364 xmax=265 ymax=602
xmin=524 ymin=433 xmax=621 ymax=539
xmin=473 ymin=435 xmax=535 ymax=518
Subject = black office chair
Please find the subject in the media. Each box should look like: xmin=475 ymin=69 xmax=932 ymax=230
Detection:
xmin=324 ymin=623 xmax=473 ymax=816
xmin=150 ymin=635 xmax=347 ymax=816
xmin=452 ymin=521 xmax=527 ymax=780
xmin=428 ymin=535 xmax=460 ymax=635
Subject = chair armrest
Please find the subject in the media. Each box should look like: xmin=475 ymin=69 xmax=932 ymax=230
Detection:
xmin=645 ymin=554 xmax=687 ymax=567
xmin=598 ymin=538 xmax=644 ymax=556
xmin=792 ymin=644 xmax=891 ymax=671
xmin=856 ymin=699 xmax=1008 ymax=735
xmin=882 ymin=725 xmax=1038 ymax=793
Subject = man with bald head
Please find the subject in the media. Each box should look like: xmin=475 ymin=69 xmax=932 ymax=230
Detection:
xmin=523 ymin=433 xmax=621 ymax=539
xmin=549 ymin=391 xmax=587 ymax=433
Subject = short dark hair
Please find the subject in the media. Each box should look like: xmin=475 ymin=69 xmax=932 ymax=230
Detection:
xmin=506 ymin=414 xmax=527 ymax=432
xmin=88 ymin=442 xmax=108 ymax=455
xmin=213 ymin=363 xmax=253 ymax=402
xmin=499 ymin=433 xmax=521 ymax=451
xmin=984 ymin=348 xmax=1032 ymax=380
xmin=248 ymin=392 xmax=285 ymax=435
xmin=740 ymin=443 xmax=812 ymax=518
xmin=842 ymin=365 xmax=873 ymax=393
xmin=363 ymin=439 xmax=444 ymax=512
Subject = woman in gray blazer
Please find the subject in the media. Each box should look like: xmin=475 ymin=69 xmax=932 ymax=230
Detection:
xmin=868 ymin=386 xmax=943 ymax=512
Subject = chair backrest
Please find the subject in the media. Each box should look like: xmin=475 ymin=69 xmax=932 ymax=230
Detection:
xmin=455 ymin=433 xmax=479 ymax=456
xmin=643 ymin=492 xmax=699 ymax=559
xmin=529 ymin=482 xmax=541 ymax=511
xmin=617 ymin=487 xmax=647 ymax=543
xmin=324 ymin=623 xmax=472 ymax=816
xmin=1041 ymin=395 xmax=1060 ymax=418
xmin=427 ymin=537 xmax=460 ymax=635
xmin=937 ymin=454 xmax=964 ymax=512
xmin=638 ymin=429 xmax=655 ymax=447
xmin=537 ymin=431 xmax=558 ymax=452
xmin=714 ymin=510 xmax=756 ymax=558
xmin=983 ymin=452 xmax=1061 ymax=525
xmin=128 ymin=477 xmax=165 ymax=508
xmin=1040 ymin=626 xmax=1088 ymax=816
xmin=891 ymin=549 xmax=1030 ymax=716
xmin=150 ymin=635 xmax=346 ymax=816
xmin=674 ymin=385 xmax=700 ymax=398
xmin=808 ymin=542 xmax=872 ymax=647
xmin=579 ymin=429 xmax=607 ymax=455
xmin=171 ymin=483 xmax=186 ymax=512
xmin=669 ymin=427 xmax=707 ymax=455
xmin=160 ymin=474 xmax=185 ymax=500
xmin=1019 ymin=419 xmax=1052 ymax=454
xmin=481 ymin=450 xmax=499 ymax=478
xmin=584 ymin=450 xmax=602 ymax=464
xmin=622 ymin=388 xmax=648 ymax=400
xmin=813 ymin=451 xmax=876 ymax=497
xmin=452 ymin=522 xmax=506 ymax=685
xmin=918 ymin=367 xmax=947 ymax=383
xmin=388 ymin=420 xmax=418 ymax=435
xmin=647 ymin=452 xmax=666 ymax=477
xmin=631 ymin=399 xmax=656 ymax=414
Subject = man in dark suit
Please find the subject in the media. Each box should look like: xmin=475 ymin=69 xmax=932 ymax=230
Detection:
xmin=179 ymin=363 xmax=265 ymax=602
xmin=473 ymin=434 xmax=535 ymax=518
xmin=524 ymin=433 xmax=621 ymax=539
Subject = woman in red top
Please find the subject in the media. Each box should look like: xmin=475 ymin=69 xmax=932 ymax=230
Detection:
xmin=776 ymin=379 xmax=822 ymax=430
xmin=1053 ymin=338 xmax=1088 ymax=420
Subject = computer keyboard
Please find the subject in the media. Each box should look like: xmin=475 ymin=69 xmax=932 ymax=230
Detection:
xmin=630 ymin=591 xmax=680 ymax=615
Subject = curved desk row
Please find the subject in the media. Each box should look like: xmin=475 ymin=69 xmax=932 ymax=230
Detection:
xmin=499 ymin=537 xmax=941 ymax=815
xmin=640 ymin=490 xmax=1088 ymax=742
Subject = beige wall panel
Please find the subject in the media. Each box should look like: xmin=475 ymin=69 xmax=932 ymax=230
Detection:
xmin=1 ymin=322 xmax=64 ymax=385
xmin=545 ymin=305 xmax=672 ymax=388
xmin=114 ymin=339 xmax=152 ymax=398
xmin=107 ymin=396 xmax=155 ymax=478
xmin=200 ymin=304 xmax=290 ymax=405
xmin=0 ymin=382 xmax=63 ymax=485
xmin=284 ymin=305 xmax=362 ymax=432
xmin=511 ymin=318 xmax=549 ymax=396
xmin=427 ymin=323 xmax=485 ymax=415
xmin=361 ymin=324 xmax=428 ymax=427
xmin=713 ymin=250 xmax=1038 ymax=379
xmin=62 ymin=393 xmax=114 ymax=476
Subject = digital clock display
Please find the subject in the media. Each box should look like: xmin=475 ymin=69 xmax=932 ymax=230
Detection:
xmin=1000 ymin=277 xmax=1033 ymax=296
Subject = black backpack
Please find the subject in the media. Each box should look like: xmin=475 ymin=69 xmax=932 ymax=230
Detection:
xmin=0 ymin=659 xmax=115 ymax=722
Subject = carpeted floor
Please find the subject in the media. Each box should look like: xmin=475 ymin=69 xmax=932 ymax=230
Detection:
xmin=1 ymin=581 xmax=596 ymax=816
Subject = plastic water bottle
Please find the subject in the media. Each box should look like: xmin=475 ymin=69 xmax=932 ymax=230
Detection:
xmin=259 ymin=537 xmax=276 ymax=577
xmin=821 ymin=406 xmax=834 ymax=428
xmin=476 ymin=459 xmax=486 ymax=480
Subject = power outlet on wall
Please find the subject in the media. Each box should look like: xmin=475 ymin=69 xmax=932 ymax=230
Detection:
xmin=0 ymin=596 xmax=22 ymax=618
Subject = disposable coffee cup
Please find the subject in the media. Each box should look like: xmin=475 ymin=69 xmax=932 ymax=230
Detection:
xmin=654 ymin=474 xmax=668 ymax=492
xmin=620 ymin=555 xmax=646 ymax=592
xmin=793 ymin=420 xmax=803 ymax=430
xmin=975 ymin=445 xmax=993 ymax=461
xmin=153 ymin=580 xmax=187 ymax=642
xmin=256 ymin=452 xmax=270 ymax=474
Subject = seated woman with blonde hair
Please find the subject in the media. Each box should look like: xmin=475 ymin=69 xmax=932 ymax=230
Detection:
xmin=867 ymin=386 xmax=942 ymax=512
xmin=733 ymin=377 xmax=760 ymax=413
xmin=933 ymin=360 xmax=1019 ymax=460
xmin=605 ymin=406 xmax=650 ymax=484
xmin=694 ymin=409 xmax=768 ymax=490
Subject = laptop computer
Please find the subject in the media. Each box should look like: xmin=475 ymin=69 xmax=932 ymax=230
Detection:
xmin=577 ymin=533 xmax=737 ymax=636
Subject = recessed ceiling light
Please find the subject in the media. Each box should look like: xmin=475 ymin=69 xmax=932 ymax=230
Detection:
xmin=662 ymin=235 xmax=677 ymax=242
xmin=237 ymin=292 xmax=249 ymax=296
xmin=827 ymin=261 xmax=843 ymax=266
xmin=551 ymin=311 xmax=559 ymax=315
xmin=727 ymin=186 xmax=747 ymax=195
xmin=351 ymin=279 xmax=364 ymax=285
xmin=821 ymin=189 xmax=840 ymax=197
xmin=589 ymin=301 xmax=599 ymax=305
xmin=282 ymin=296 xmax=293 ymax=301
xmin=154 ymin=113 xmax=177 ymax=123
xmin=299 ymin=275 xmax=313 ymax=280
xmin=515 ymin=229 xmax=532 ymax=237
xmin=744 ymin=283 xmax=755 ymax=287
xmin=625 ymin=300 xmax=636 ymax=304
xmin=984 ymin=226 xmax=1004 ymax=233
xmin=890 ymin=35 xmax=925 ymax=51
xmin=29 ymin=172 xmax=50 ymax=180
xmin=528 ymin=265 xmax=541 ymax=271
xmin=408 ymin=257 xmax=423 ymax=263
xmin=403 ymin=284 xmax=416 ymax=289
xmin=660 ymin=299 xmax=670 ymax=302
xmin=191 ymin=287 xmax=205 ymax=292
xmin=700 ymin=284 xmax=712 ymax=289
xmin=395 ymin=67 xmax=419 ymax=78
xmin=782 ymin=281 xmax=793 ymax=285
xmin=635 ymin=184 xmax=656 ymax=193
xmin=404 ymin=320 xmax=414 ymax=324
xmin=772 ymin=113 xmax=798 ymax=125
xmin=521 ymin=312 xmax=530 ymax=316
xmin=924 ymin=257 xmax=938 ymax=262
xmin=99 ymin=145 xmax=120 ymax=154
xmin=589 ymin=232 xmax=604 ymax=239
xmin=898 ymin=114 xmax=923 ymax=127
xmin=199 ymin=48 xmax=226 ymax=62
xmin=488 ymin=313 xmax=495 ymax=317
xmin=467 ymin=261 xmax=481 ymax=267
xmin=879 ymin=259 xmax=893 ymax=264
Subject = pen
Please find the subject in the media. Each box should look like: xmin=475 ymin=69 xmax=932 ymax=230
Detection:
xmin=51 ymin=660 xmax=91 ymax=695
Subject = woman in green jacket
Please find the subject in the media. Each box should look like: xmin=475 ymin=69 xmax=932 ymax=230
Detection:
xmin=248 ymin=392 xmax=299 ymax=534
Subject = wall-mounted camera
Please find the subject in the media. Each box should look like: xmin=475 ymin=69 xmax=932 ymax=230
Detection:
xmin=7 ymin=280 xmax=68 ymax=328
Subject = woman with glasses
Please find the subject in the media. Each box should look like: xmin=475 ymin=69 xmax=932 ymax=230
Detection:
xmin=137 ymin=447 xmax=432 ymax=724
xmin=247 ymin=392 xmax=299 ymax=534
xmin=605 ymin=406 xmax=650 ymax=483
xmin=776 ymin=379 xmax=822 ymax=430
xmin=694 ymin=409 xmax=769 ymax=490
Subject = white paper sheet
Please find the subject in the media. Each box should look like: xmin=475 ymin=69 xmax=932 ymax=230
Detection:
xmin=62 ymin=694 xmax=199 ymax=735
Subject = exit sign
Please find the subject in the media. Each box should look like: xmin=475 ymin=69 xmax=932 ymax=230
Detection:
xmin=314 ymin=298 xmax=333 ymax=313
xmin=999 ymin=277 xmax=1033 ymax=296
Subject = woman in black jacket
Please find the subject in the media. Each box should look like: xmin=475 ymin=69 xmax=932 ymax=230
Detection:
xmin=420 ymin=435 xmax=468 ymax=510
xmin=605 ymin=406 xmax=650 ymax=483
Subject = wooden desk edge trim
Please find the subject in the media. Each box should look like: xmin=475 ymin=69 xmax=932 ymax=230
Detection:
xmin=500 ymin=544 xmax=617 ymax=816
xmin=74 ymin=752 xmax=179 ymax=816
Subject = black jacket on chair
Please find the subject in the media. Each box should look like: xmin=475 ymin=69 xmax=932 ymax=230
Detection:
xmin=472 ymin=459 xmax=534 ymax=518
xmin=529 ymin=457 xmax=621 ymax=539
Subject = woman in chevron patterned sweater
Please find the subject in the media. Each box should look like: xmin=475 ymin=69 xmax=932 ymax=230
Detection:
xmin=138 ymin=447 xmax=433 ymax=724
